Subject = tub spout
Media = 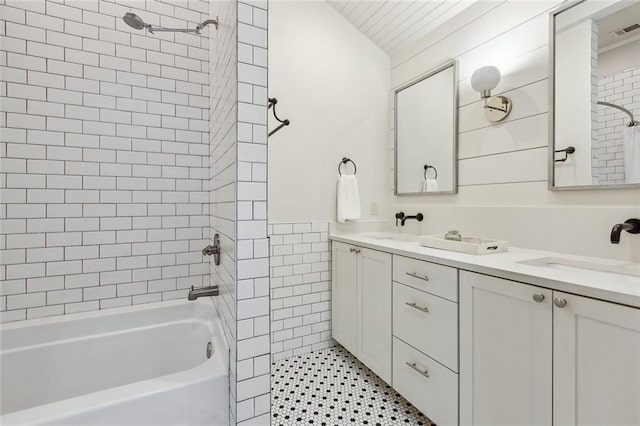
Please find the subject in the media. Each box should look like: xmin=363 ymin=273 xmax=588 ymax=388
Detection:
xmin=188 ymin=285 xmax=219 ymax=300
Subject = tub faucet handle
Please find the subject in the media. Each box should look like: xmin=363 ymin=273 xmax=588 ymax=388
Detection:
xmin=202 ymin=233 xmax=221 ymax=265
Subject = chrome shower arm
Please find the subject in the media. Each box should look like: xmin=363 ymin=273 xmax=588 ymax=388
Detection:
xmin=147 ymin=26 xmax=200 ymax=34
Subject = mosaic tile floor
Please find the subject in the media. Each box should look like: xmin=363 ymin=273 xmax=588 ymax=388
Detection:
xmin=271 ymin=345 xmax=434 ymax=425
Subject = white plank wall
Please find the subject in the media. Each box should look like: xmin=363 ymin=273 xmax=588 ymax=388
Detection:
xmin=388 ymin=0 xmax=640 ymax=262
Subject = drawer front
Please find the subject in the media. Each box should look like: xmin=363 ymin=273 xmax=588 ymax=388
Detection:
xmin=393 ymin=282 xmax=458 ymax=371
xmin=393 ymin=337 xmax=458 ymax=426
xmin=393 ymin=255 xmax=458 ymax=302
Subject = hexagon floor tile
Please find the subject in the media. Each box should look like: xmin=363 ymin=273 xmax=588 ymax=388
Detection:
xmin=271 ymin=345 xmax=435 ymax=426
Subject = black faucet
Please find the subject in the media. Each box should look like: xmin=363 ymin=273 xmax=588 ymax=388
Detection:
xmin=610 ymin=219 xmax=640 ymax=244
xmin=395 ymin=212 xmax=423 ymax=226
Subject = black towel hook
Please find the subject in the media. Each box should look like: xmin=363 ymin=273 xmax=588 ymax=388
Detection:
xmin=268 ymin=97 xmax=290 ymax=137
xmin=424 ymin=164 xmax=437 ymax=180
xmin=338 ymin=158 xmax=357 ymax=176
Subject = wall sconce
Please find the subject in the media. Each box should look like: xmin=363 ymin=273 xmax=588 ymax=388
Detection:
xmin=471 ymin=66 xmax=512 ymax=122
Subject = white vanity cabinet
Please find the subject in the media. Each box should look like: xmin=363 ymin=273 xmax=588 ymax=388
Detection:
xmin=553 ymin=291 xmax=640 ymax=426
xmin=460 ymin=271 xmax=640 ymax=426
xmin=459 ymin=271 xmax=552 ymax=426
xmin=392 ymin=255 xmax=459 ymax=426
xmin=331 ymin=241 xmax=392 ymax=382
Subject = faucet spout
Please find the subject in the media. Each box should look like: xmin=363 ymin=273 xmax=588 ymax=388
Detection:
xmin=610 ymin=219 xmax=640 ymax=244
xmin=400 ymin=213 xmax=424 ymax=226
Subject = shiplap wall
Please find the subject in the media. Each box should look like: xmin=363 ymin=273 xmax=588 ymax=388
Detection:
xmin=388 ymin=0 xmax=640 ymax=262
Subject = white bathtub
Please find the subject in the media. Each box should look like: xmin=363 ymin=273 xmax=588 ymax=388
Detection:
xmin=0 ymin=299 xmax=229 ymax=425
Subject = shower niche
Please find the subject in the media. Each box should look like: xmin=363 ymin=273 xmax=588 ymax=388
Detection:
xmin=550 ymin=0 xmax=640 ymax=189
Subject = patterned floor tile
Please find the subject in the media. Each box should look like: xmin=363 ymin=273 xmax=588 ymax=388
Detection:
xmin=271 ymin=345 xmax=434 ymax=426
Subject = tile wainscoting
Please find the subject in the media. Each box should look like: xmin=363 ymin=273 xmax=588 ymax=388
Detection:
xmin=269 ymin=221 xmax=336 ymax=362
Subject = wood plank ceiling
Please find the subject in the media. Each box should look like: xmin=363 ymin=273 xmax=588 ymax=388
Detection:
xmin=327 ymin=0 xmax=478 ymax=57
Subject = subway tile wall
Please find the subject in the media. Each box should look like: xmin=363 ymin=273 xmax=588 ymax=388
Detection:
xmin=0 ymin=0 xmax=212 ymax=323
xmin=596 ymin=67 xmax=640 ymax=184
xmin=235 ymin=2 xmax=270 ymax=423
xmin=270 ymin=222 xmax=335 ymax=362
xmin=208 ymin=1 xmax=270 ymax=424
xmin=208 ymin=0 xmax=238 ymax=423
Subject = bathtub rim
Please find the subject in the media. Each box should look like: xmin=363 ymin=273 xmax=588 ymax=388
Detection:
xmin=0 ymin=298 xmax=230 ymax=424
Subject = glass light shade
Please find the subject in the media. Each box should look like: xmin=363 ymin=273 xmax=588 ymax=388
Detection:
xmin=471 ymin=66 xmax=501 ymax=92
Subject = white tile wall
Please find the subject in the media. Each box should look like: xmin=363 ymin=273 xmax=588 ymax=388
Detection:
xmin=596 ymin=67 xmax=640 ymax=184
xmin=208 ymin=0 xmax=238 ymax=423
xmin=0 ymin=0 xmax=211 ymax=323
xmin=208 ymin=1 xmax=270 ymax=424
xmin=235 ymin=2 xmax=270 ymax=423
xmin=269 ymin=221 xmax=335 ymax=362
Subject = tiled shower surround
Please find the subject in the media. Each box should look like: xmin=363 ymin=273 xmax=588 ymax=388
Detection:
xmin=0 ymin=0 xmax=212 ymax=322
xmin=209 ymin=0 xmax=270 ymax=423
xmin=270 ymin=221 xmax=335 ymax=362
xmin=595 ymin=66 xmax=640 ymax=184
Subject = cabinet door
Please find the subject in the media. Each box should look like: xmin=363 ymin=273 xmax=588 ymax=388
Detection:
xmin=331 ymin=241 xmax=358 ymax=354
xmin=554 ymin=292 xmax=640 ymax=426
xmin=460 ymin=271 xmax=552 ymax=426
xmin=358 ymin=247 xmax=392 ymax=383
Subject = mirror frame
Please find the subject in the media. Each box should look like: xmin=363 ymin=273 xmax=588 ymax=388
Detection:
xmin=548 ymin=0 xmax=640 ymax=191
xmin=394 ymin=59 xmax=458 ymax=196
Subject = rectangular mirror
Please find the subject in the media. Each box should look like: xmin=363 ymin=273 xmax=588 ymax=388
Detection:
xmin=550 ymin=0 xmax=640 ymax=190
xmin=395 ymin=60 xmax=458 ymax=195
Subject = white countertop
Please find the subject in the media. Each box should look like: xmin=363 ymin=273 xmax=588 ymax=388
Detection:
xmin=330 ymin=233 xmax=640 ymax=308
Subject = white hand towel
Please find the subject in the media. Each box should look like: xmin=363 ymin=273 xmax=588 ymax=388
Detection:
xmin=422 ymin=179 xmax=439 ymax=192
xmin=337 ymin=174 xmax=361 ymax=223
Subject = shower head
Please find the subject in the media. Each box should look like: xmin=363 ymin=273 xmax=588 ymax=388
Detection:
xmin=123 ymin=13 xmax=148 ymax=31
xmin=121 ymin=13 xmax=218 ymax=35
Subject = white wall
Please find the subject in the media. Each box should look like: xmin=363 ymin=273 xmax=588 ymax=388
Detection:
xmin=0 ymin=0 xmax=211 ymax=323
xmin=388 ymin=1 xmax=640 ymax=262
xmin=554 ymin=19 xmax=595 ymax=186
xmin=268 ymin=1 xmax=389 ymax=222
xmin=599 ymin=39 xmax=640 ymax=76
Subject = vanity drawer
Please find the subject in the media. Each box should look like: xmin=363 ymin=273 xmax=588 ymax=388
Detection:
xmin=393 ymin=255 xmax=458 ymax=302
xmin=393 ymin=282 xmax=458 ymax=371
xmin=393 ymin=337 xmax=458 ymax=426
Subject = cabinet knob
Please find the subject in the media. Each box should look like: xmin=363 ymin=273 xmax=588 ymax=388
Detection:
xmin=532 ymin=293 xmax=545 ymax=303
xmin=553 ymin=297 xmax=567 ymax=308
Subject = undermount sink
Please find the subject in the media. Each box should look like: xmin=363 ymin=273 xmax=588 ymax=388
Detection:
xmin=361 ymin=232 xmax=420 ymax=242
xmin=518 ymin=257 xmax=640 ymax=278
xmin=419 ymin=235 xmax=508 ymax=255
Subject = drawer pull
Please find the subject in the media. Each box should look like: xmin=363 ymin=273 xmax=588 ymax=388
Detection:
xmin=406 ymin=272 xmax=429 ymax=282
xmin=405 ymin=302 xmax=429 ymax=313
xmin=406 ymin=361 xmax=429 ymax=378
xmin=349 ymin=247 xmax=361 ymax=254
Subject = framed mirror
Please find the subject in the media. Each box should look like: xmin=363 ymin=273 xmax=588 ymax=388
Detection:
xmin=394 ymin=60 xmax=458 ymax=195
xmin=550 ymin=0 xmax=640 ymax=190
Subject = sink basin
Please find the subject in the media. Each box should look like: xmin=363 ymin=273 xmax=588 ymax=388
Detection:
xmin=518 ymin=257 xmax=640 ymax=278
xmin=419 ymin=235 xmax=508 ymax=255
xmin=361 ymin=232 xmax=420 ymax=242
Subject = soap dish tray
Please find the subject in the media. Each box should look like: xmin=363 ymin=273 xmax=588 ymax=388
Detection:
xmin=419 ymin=235 xmax=508 ymax=255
